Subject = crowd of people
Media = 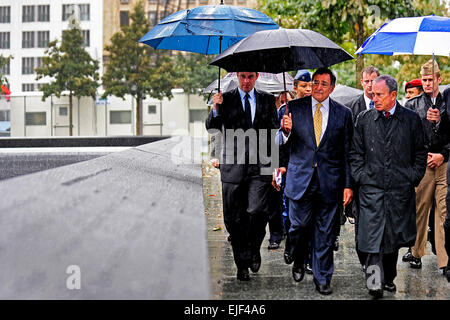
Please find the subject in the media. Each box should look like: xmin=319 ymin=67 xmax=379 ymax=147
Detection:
xmin=205 ymin=60 xmax=450 ymax=299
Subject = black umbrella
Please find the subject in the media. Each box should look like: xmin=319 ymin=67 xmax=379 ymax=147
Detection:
xmin=209 ymin=28 xmax=353 ymax=90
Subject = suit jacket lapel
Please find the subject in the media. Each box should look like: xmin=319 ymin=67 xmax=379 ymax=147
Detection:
xmin=302 ymin=96 xmax=317 ymax=148
xmin=252 ymin=89 xmax=261 ymax=128
xmin=318 ymin=98 xmax=336 ymax=149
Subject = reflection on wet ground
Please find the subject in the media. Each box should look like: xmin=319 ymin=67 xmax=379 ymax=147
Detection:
xmin=202 ymin=160 xmax=450 ymax=300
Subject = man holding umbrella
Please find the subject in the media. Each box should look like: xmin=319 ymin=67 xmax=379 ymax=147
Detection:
xmin=405 ymin=60 xmax=449 ymax=272
xmin=205 ymin=72 xmax=280 ymax=281
xmin=279 ymin=68 xmax=353 ymax=295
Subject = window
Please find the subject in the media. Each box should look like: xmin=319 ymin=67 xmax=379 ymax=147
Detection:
xmin=1 ymin=60 xmax=9 ymax=75
xmin=82 ymin=30 xmax=90 ymax=47
xmin=0 ymin=6 xmax=11 ymax=23
xmin=62 ymin=4 xmax=74 ymax=21
xmin=59 ymin=107 xmax=68 ymax=116
xmin=26 ymin=112 xmax=46 ymax=126
xmin=148 ymin=105 xmax=157 ymax=114
xmin=110 ymin=111 xmax=131 ymax=124
xmin=38 ymin=5 xmax=50 ymax=22
xmin=22 ymin=83 xmax=36 ymax=92
xmin=63 ymin=4 xmax=89 ymax=21
xmin=79 ymin=4 xmax=90 ymax=21
xmin=23 ymin=5 xmax=35 ymax=22
xmin=37 ymin=31 xmax=50 ymax=48
xmin=148 ymin=11 xmax=157 ymax=26
xmin=0 ymin=110 xmax=10 ymax=121
xmin=0 ymin=32 xmax=10 ymax=49
xmin=120 ymin=11 xmax=129 ymax=26
xmin=36 ymin=57 xmax=42 ymax=69
xmin=22 ymin=31 xmax=35 ymax=48
xmin=22 ymin=57 xmax=35 ymax=74
xmin=189 ymin=109 xmax=208 ymax=122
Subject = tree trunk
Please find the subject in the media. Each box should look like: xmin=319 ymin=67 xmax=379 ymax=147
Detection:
xmin=356 ymin=15 xmax=365 ymax=89
xmin=136 ymin=95 xmax=142 ymax=136
xmin=69 ymin=92 xmax=73 ymax=136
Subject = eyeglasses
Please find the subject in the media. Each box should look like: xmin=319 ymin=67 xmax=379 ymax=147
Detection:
xmin=312 ymin=80 xmax=330 ymax=88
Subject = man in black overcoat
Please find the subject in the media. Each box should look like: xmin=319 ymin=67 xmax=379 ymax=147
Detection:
xmin=350 ymin=75 xmax=427 ymax=298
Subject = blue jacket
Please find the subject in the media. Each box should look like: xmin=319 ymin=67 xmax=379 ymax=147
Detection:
xmin=283 ymin=95 xmax=353 ymax=203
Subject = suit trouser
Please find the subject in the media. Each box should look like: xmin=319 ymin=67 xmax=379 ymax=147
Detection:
xmin=287 ymin=169 xmax=340 ymax=285
xmin=412 ymin=163 xmax=449 ymax=268
xmin=268 ymin=187 xmax=284 ymax=244
xmin=365 ymin=247 xmax=399 ymax=288
xmin=222 ymin=176 xmax=271 ymax=269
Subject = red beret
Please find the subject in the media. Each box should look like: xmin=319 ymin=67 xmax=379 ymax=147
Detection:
xmin=405 ymin=79 xmax=422 ymax=90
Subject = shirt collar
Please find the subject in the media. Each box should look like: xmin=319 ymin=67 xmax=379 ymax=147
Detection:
xmin=238 ymin=87 xmax=256 ymax=101
xmin=311 ymin=96 xmax=330 ymax=111
xmin=363 ymin=94 xmax=373 ymax=109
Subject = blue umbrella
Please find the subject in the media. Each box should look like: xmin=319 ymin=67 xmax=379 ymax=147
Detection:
xmin=139 ymin=1 xmax=279 ymax=92
xmin=356 ymin=15 xmax=450 ymax=104
xmin=139 ymin=4 xmax=279 ymax=55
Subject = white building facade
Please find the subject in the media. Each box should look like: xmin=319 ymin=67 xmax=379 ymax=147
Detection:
xmin=0 ymin=0 xmax=103 ymax=94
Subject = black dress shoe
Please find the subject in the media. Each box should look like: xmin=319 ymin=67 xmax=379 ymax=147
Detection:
xmin=368 ymin=287 xmax=384 ymax=299
xmin=250 ymin=252 xmax=261 ymax=273
xmin=402 ymin=248 xmax=413 ymax=262
xmin=445 ymin=267 xmax=450 ymax=282
xmin=315 ymin=283 xmax=332 ymax=295
xmin=383 ymin=282 xmax=396 ymax=292
xmin=292 ymin=264 xmax=305 ymax=282
xmin=284 ymin=252 xmax=294 ymax=265
xmin=268 ymin=242 xmax=280 ymax=250
xmin=305 ymin=262 xmax=313 ymax=274
xmin=333 ymin=237 xmax=339 ymax=251
xmin=410 ymin=256 xmax=422 ymax=269
xmin=237 ymin=268 xmax=250 ymax=281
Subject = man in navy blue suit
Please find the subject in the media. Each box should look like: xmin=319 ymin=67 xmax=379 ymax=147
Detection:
xmin=276 ymin=67 xmax=353 ymax=295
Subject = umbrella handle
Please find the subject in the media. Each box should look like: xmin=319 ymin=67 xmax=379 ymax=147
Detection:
xmin=216 ymin=36 xmax=223 ymax=116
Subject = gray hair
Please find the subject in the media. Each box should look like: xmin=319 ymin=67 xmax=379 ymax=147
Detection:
xmin=373 ymin=75 xmax=398 ymax=93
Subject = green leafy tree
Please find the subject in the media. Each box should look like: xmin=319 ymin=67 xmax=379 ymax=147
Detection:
xmin=257 ymin=0 xmax=418 ymax=87
xmin=175 ymin=52 xmax=219 ymax=98
xmin=36 ymin=23 xmax=100 ymax=136
xmin=102 ymin=0 xmax=180 ymax=135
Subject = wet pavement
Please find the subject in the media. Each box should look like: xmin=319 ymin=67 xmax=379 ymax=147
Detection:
xmin=202 ymin=160 xmax=450 ymax=300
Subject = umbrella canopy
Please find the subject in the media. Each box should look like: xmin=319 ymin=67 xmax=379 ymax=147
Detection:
xmin=355 ymin=15 xmax=450 ymax=56
xmin=330 ymin=84 xmax=363 ymax=105
xmin=203 ymin=72 xmax=294 ymax=94
xmin=139 ymin=5 xmax=279 ymax=55
xmin=209 ymin=28 xmax=354 ymax=73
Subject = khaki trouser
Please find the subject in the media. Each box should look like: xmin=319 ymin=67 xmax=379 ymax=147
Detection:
xmin=412 ymin=162 xmax=449 ymax=268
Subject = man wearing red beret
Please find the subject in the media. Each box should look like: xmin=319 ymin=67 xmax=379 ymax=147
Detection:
xmin=405 ymin=79 xmax=423 ymax=100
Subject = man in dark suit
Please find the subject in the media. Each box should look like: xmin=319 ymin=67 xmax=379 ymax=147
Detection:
xmin=345 ymin=66 xmax=380 ymax=269
xmin=205 ymin=72 xmax=280 ymax=281
xmin=277 ymin=68 xmax=353 ymax=295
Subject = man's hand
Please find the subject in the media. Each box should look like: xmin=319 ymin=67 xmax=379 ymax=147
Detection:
xmin=272 ymin=167 xmax=287 ymax=191
xmin=212 ymin=92 xmax=223 ymax=111
xmin=343 ymin=188 xmax=353 ymax=207
xmin=427 ymin=152 xmax=444 ymax=169
xmin=210 ymin=158 xmax=219 ymax=168
xmin=281 ymin=113 xmax=292 ymax=134
xmin=427 ymin=107 xmax=440 ymax=123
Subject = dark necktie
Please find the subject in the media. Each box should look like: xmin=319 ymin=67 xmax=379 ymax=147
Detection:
xmin=244 ymin=93 xmax=252 ymax=127
xmin=369 ymin=100 xmax=374 ymax=109
xmin=385 ymin=111 xmax=390 ymax=119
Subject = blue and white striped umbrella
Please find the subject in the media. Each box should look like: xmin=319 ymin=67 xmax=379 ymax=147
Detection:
xmin=356 ymin=15 xmax=450 ymax=56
